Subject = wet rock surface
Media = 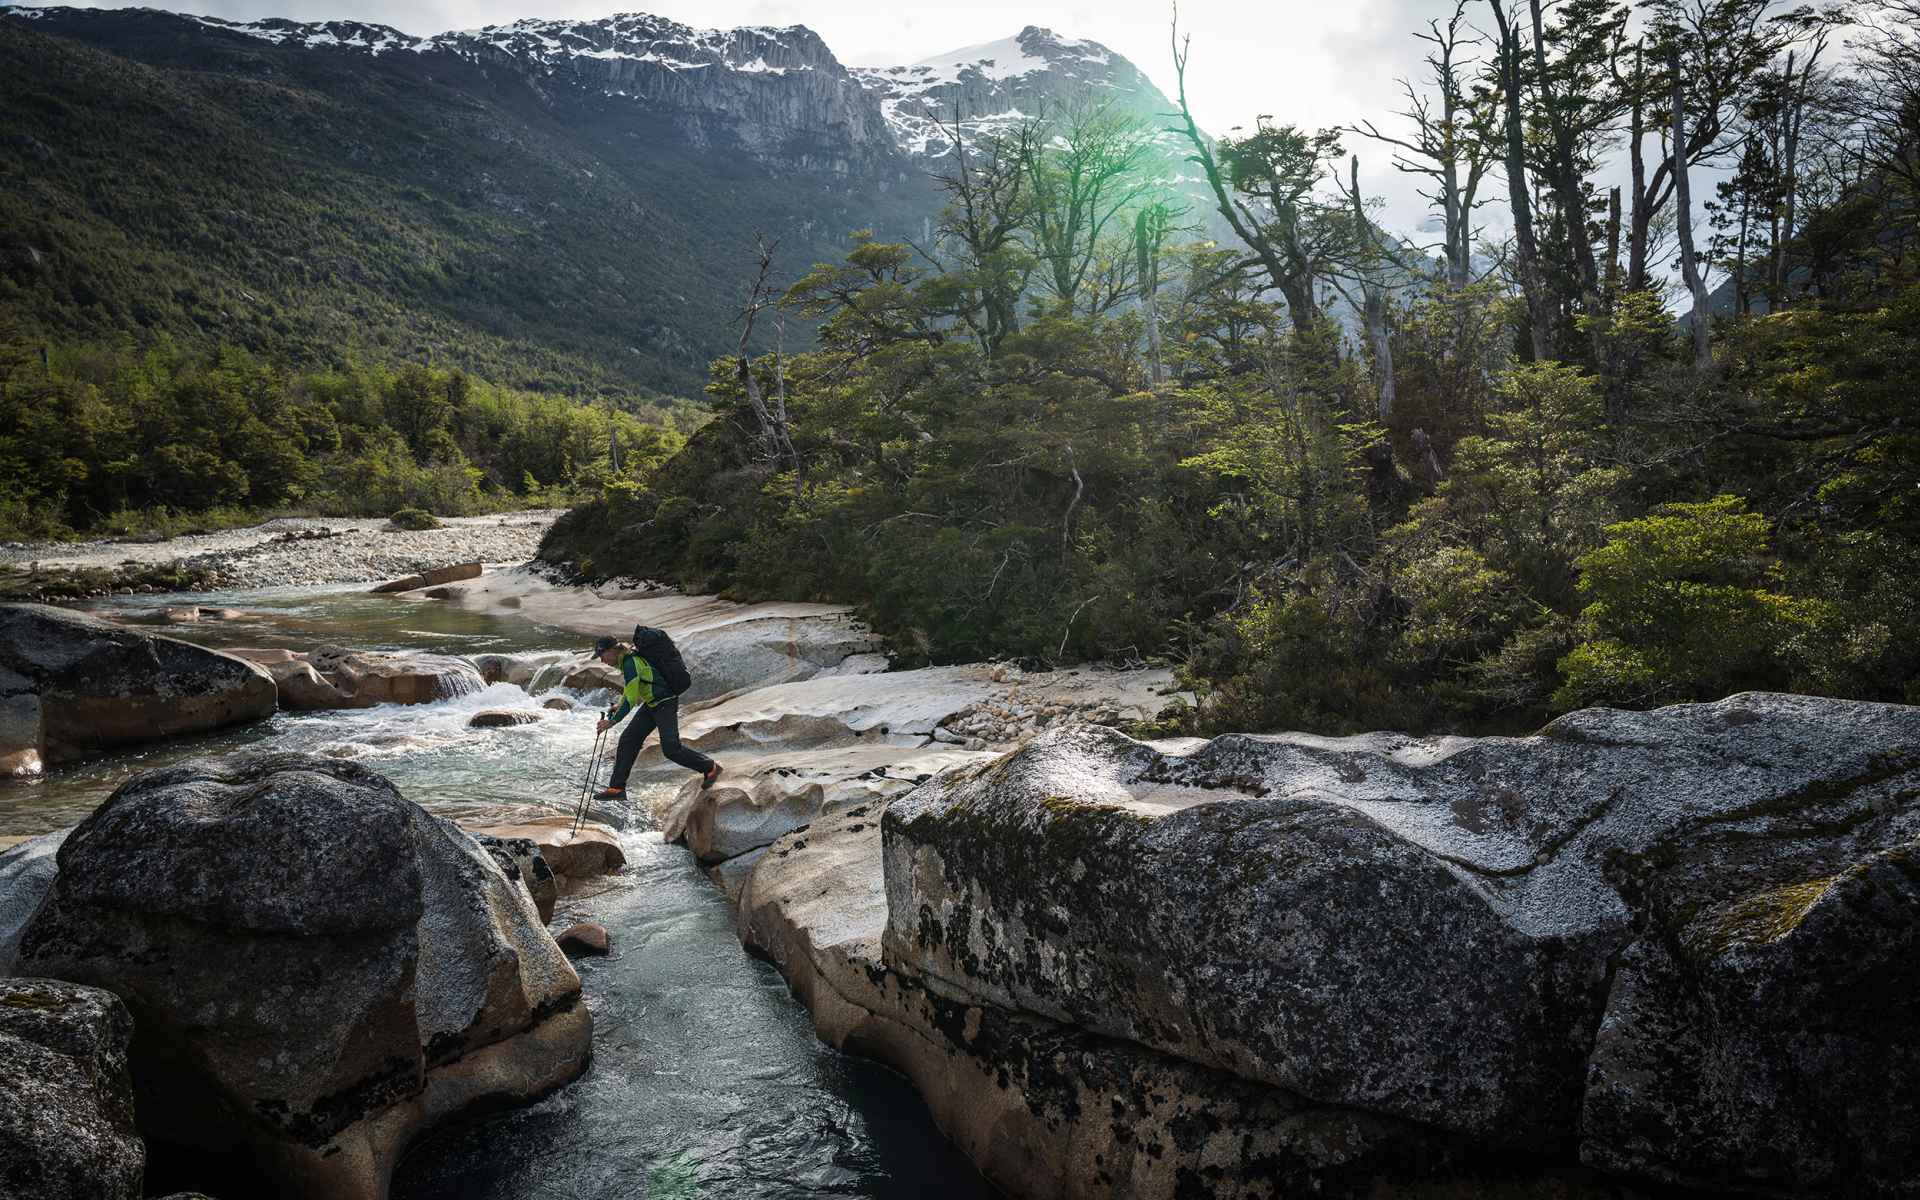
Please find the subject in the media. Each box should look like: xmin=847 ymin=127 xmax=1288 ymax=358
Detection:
xmin=461 ymin=816 xmax=626 ymax=890
xmin=15 ymin=753 xmax=591 ymax=1200
xmin=646 ymin=663 xmax=1181 ymax=868
xmin=0 ymin=603 xmax=277 ymax=772
xmin=469 ymin=708 xmax=543 ymax=728
xmin=475 ymin=834 xmax=560 ymax=923
xmin=879 ymin=693 xmax=1920 ymax=1194
xmin=303 ymin=647 xmax=486 ymax=708
xmin=428 ymin=570 xmax=889 ymax=699
xmin=556 ymin=922 xmax=610 ymax=956
xmin=0 ymin=828 xmax=68 ymax=974
xmin=0 ymin=977 xmax=144 ymax=1200
xmin=473 ymin=651 xmax=570 ymax=689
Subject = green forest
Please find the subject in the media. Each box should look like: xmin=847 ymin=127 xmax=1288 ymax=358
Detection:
xmin=0 ymin=337 xmax=687 ymax=540
xmin=544 ymin=0 xmax=1920 ymax=734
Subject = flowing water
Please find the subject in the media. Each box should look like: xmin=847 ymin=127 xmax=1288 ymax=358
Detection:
xmin=4 ymin=586 xmax=997 ymax=1200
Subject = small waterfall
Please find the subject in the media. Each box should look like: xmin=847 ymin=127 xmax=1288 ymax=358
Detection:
xmin=436 ymin=661 xmax=487 ymax=701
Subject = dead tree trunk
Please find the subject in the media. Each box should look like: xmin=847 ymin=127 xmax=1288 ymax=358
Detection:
xmin=1671 ymin=48 xmax=1713 ymax=370
xmin=1626 ymin=46 xmax=1652 ymax=292
xmin=1349 ymin=156 xmax=1395 ymax=424
xmin=1490 ymin=2 xmax=1553 ymax=361
xmin=1135 ymin=207 xmax=1165 ymax=385
xmin=736 ymin=238 xmax=803 ymax=478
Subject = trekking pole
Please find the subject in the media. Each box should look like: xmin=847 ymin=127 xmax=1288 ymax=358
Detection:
xmin=573 ymin=727 xmax=605 ymax=837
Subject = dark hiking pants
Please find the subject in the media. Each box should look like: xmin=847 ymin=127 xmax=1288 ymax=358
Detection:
xmin=608 ymin=697 xmax=712 ymax=788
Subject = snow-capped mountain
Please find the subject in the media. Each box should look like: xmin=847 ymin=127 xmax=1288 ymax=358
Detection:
xmin=852 ymin=26 xmax=1174 ymax=160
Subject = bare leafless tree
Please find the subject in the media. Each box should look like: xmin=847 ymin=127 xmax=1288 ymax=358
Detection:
xmin=1487 ymin=1 xmax=1553 ymax=360
xmin=1353 ymin=0 xmax=1495 ymax=289
xmin=735 ymin=237 xmax=802 ymax=485
xmin=1671 ymin=46 xmax=1715 ymax=370
xmin=1020 ymin=100 xmax=1158 ymax=316
xmin=931 ymin=105 xmax=1040 ymax=355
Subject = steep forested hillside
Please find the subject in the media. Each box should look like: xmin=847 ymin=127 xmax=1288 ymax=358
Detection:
xmin=0 ymin=8 xmax=933 ymax=401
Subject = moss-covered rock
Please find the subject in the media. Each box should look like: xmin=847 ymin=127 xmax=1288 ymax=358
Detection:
xmin=387 ymin=507 xmax=443 ymax=531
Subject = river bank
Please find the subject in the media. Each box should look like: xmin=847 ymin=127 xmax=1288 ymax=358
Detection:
xmin=0 ymin=511 xmax=562 ymax=590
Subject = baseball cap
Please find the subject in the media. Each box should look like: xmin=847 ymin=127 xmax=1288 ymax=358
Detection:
xmin=592 ymin=636 xmax=617 ymax=655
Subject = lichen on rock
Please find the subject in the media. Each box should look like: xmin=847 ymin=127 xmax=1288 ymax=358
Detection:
xmin=876 ymin=692 xmax=1920 ymax=1194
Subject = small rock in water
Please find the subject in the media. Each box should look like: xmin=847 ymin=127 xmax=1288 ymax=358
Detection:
xmin=557 ymin=923 xmax=610 ymax=956
xmin=542 ymin=696 xmax=576 ymax=712
xmin=469 ymin=709 xmax=542 ymax=729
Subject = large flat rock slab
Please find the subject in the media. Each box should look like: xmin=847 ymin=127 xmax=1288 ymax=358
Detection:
xmin=881 ymin=693 xmax=1920 ymax=1192
xmin=639 ymin=664 xmax=1184 ymax=866
xmin=738 ymin=805 xmax=1610 ymax=1199
xmin=653 ymin=741 xmax=995 ymax=864
xmin=409 ymin=570 xmax=883 ymax=699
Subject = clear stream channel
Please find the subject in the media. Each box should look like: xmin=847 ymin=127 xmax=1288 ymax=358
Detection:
xmin=3 ymin=585 xmax=999 ymax=1200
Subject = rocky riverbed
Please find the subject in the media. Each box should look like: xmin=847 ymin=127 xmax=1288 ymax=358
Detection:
xmin=3 ymin=572 xmax=1916 ymax=1199
xmin=0 ymin=512 xmax=561 ymax=591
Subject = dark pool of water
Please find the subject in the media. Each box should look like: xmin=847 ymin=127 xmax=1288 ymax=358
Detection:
xmin=392 ymin=834 xmax=995 ymax=1200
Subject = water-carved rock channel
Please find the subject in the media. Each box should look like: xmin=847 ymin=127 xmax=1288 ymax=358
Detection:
xmin=3 ymin=573 xmax=1916 ymax=1199
xmin=1 ymin=583 xmax=996 ymax=1199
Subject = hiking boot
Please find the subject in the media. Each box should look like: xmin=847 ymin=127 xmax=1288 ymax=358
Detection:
xmin=593 ymin=786 xmax=626 ymax=801
xmin=701 ymin=761 xmax=723 ymax=791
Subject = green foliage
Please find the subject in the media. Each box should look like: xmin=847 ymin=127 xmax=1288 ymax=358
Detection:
xmin=547 ymin=197 xmax=1920 ymax=731
xmin=1556 ymin=496 xmax=1827 ymax=708
xmin=0 ymin=559 xmax=219 ymax=602
xmin=0 ymin=337 xmax=685 ymax=539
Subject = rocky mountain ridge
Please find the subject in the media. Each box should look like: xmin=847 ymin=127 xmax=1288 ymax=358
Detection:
xmin=11 ymin=6 xmax=1173 ymax=173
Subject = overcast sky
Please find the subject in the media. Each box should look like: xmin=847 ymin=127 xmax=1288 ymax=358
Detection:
xmin=54 ymin=0 xmax=1457 ymax=233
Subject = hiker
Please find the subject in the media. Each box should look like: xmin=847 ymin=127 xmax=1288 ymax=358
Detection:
xmin=591 ymin=629 xmax=722 ymax=800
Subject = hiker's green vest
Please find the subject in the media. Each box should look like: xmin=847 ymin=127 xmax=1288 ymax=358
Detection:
xmin=608 ymin=652 xmax=661 ymax=722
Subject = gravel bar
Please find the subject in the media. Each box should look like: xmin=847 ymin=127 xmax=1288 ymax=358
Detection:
xmin=0 ymin=512 xmax=562 ymax=590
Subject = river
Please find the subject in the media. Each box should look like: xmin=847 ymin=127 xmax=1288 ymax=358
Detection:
xmin=4 ymin=584 xmax=998 ymax=1200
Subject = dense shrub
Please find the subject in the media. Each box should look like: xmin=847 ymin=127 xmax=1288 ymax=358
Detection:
xmin=543 ymin=229 xmax=1920 ymax=732
xmin=387 ymin=507 xmax=443 ymax=531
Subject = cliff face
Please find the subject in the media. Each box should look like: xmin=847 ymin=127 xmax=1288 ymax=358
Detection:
xmin=426 ymin=16 xmax=902 ymax=176
xmin=15 ymin=7 xmax=1180 ymax=175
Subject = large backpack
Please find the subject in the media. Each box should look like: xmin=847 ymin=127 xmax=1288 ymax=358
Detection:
xmin=631 ymin=625 xmax=692 ymax=698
